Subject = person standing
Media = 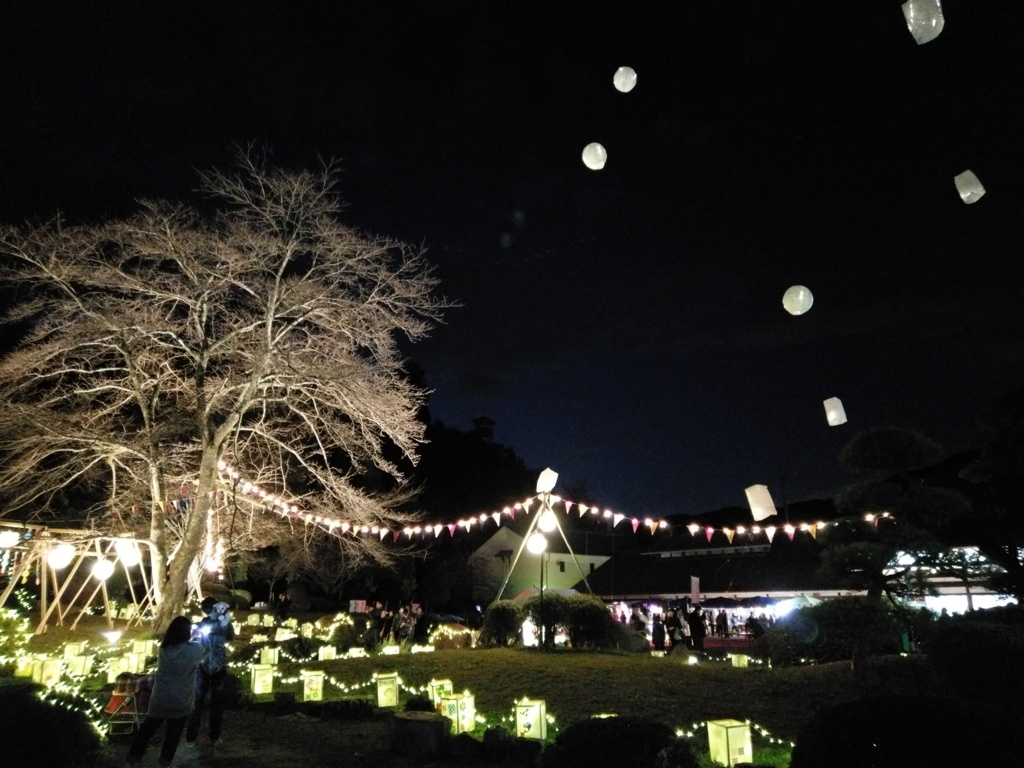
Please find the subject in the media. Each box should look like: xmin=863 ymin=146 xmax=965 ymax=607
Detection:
xmin=651 ymin=614 xmax=667 ymax=652
xmin=126 ymin=616 xmax=207 ymax=767
xmin=664 ymin=609 xmax=684 ymax=653
xmin=716 ymin=609 xmax=729 ymax=638
xmin=186 ymin=598 xmax=235 ymax=748
xmin=684 ymin=602 xmax=707 ymax=651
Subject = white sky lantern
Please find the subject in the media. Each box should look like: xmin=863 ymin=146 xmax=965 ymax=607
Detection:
xmin=581 ymin=142 xmax=607 ymax=170
xmin=745 ymin=484 xmax=778 ymax=522
xmin=47 ymin=541 xmax=76 ymax=569
xmin=114 ymin=539 xmax=142 ymax=567
xmin=613 ymin=66 xmax=637 ymax=93
xmin=902 ymin=0 xmax=944 ymax=45
xmin=782 ymin=285 xmax=814 ymax=315
xmin=823 ymin=397 xmax=848 ymax=426
xmin=954 ymin=170 xmax=985 ymax=204
xmin=91 ymin=558 xmax=115 ymax=581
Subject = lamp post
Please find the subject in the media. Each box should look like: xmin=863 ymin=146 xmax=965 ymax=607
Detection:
xmin=526 ymin=532 xmax=548 ymax=649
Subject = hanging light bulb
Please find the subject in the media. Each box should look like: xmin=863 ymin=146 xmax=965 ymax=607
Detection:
xmin=0 ymin=530 xmax=20 ymax=549
xmin=538 ymin=509 xmax=558 ymax=533
xmin=114 ymin=539 xmax=142 ymax=567
xmin=91 ymin=558 xmax=115 ymax=581
xmin=47 ymin=542 xmax=76 ymax=569
xmin=526 ymin=532 xmax=548 ymax=554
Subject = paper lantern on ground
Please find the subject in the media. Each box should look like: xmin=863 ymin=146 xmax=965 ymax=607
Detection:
xmin=823 ymin=397 xmax=847 ymax=426
xmin=259 ymin=647 xmax=280 ymax=665
xmin=261 ymin=613 xmax=275 ymax=627
xmin=381 ymin=644 xmax=400 ymax=656
xmin=782 ymin=285 xmax=813 ymax=315
xmin=731 ymin=654 xmax=749 ymax=668
xmin=439 ymin=692 xmax=476 ymax=734
xmin=428 ymin=678 xmax=453 ymax=709
xmin=515 ymin=697 xmax=547 ymax=740
xmin=125 ymin=652 xmax=146 ymax=673
xmin=32 ymin=658 xmax=62 ymax=687
xmin=285 ymin=618 xmax=298 ymax=629
xmin=67 ymin=654 xmax=95 ymax=677
xmin=251 ymin=663 xmax=274 ymax=695
xmin=273 ymin=628 xmax=294 ymax=643
xmin=581 ymin=142 xmax=607 ymax=170
xmin=64 ymin=641 xmax=88 ymax=659
xmin=613 ymin=66 xmax=637 ymax=93
xmin=745 ymin=484 xmax=778 ymax=522
xmin=902 ymin=0 xmax=944 ymax=45
xmin=346 ymin=647 xmax=367 ymax=658
xmin=707 ymin=719 xmax=752 ymax=767
xmin=300 ymin=670 xmax=325 ymax=702
xmin=317 ymin=645 xmax=336 ymax=661
xmin=247 ymin=613 xmax=260 ymax=626
xmin=954 ymin=170 xmax=985 ymax=204
xmin=47 ymin=542 xmax=76 ymax=569
xmin=300 ymin=622 xmax=315 ymax=638
xmin=376 ymin=671 xmax=399 ymax=708
xmin=107 ymin=656 xmax=129 ymax=683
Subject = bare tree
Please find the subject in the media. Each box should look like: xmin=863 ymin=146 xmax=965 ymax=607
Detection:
xmin=0 ymin=150 xmax=448 ymax=629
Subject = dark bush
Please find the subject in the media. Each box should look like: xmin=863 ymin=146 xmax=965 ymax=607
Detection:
xmin=0 ymin=680 xmax=102 ymax=767
xmin=564 ymin=595 xmax=617 ymax=649
xmin=480 ymin=600 xmax=523 ymax=647
xmin=542 ymin=716 xmax=682 ymax=768
xmin=927 ymin=619 xmax=1024 ymax=710
xmin=790 ymin=694 xmax=1017 ymax=767
xmin=523 ymin=592 xmax=570 ymax=649
xmin=403 ymin=694 xmax=435 ymax=712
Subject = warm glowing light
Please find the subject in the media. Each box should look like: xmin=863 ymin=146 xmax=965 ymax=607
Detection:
xmin=954 ymin=169 xmax=985 ymax=204
xmin=536 ymin=468 xmax=559 ymax=494
xmin=538 ymin=509 xmax=557 ymax=533
xmin=782 ymin=285 xmax=814 ymax=315
xmin=47 ymin=542 xmax=76 ymax=569
xmin=91 ymin=558 xmax=115 ymax=580
xmin=115 ymin=539 xmax=142 ymax=567
xmin=582 ymin=142 xmax=607 ymax=170
xmin=102 ymin=631 xmax=122 ymax=645
xmin=0 ymin=530 xmax=20 ymax=549
xmin=526 ymin=532 xmax=548 ymax=555
xmin=613 ymin=66 xmax=637 ymax=92
xmin=902 ymin=0 xmax=944 ymax=45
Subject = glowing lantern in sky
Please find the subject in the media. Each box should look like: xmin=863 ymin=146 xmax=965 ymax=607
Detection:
xmin=823 ymin=397 xmax=847 ymax=426
xmin=902 ymin=0 xmax=944 ymax=45
xmin=47 ymin=542 xmax=76 ymax=569
xmin=954 ymin=170 xmax=985 ymax=204
xmin=744 ymin=484 xmax=778 ymax=522
xmin=91 ymin=558 xmax=115 ymax=581
xmin=613 ymin=66 xmax=637 ymax=93
xmin=581 ymin=142 xmax=607 ymax=170
xmin=782 ymin=285 xmax=813 ymax=315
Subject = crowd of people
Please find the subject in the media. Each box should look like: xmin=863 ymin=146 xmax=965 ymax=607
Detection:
xmin=622 ymin=599 xmax=776 ymax=652
xmin=360 ymin=601 xmax=432 ymax=649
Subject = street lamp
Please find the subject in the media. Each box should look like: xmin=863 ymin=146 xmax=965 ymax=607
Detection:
xmin=527 ymin=532 xmax=548 ymax=648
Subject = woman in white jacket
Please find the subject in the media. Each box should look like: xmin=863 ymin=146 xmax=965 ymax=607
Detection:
xmin=125 ymin=616 xmax=208 ymax=767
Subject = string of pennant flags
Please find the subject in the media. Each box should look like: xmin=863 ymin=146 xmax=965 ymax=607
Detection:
xmin=214 ymin=461 xmax=891 ymax=547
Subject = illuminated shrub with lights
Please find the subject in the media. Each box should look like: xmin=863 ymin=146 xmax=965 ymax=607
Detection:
xmin=523 ymin=593 xmax=570 ymax=649
xmin=0 ymin=680 xmax=102 ymax=766
xmin=564 ymin=595 xmax=617 ymax=650
xmin=479 ymin=600 xmax=524 ymax=646
xmin=542 ymin=716 xmax=695 ymax=768
xmin=927 ymin=618 xmax=1024 ymax=711
xmin=431 ymin=623 xmax=474 ymax=650
xmin=0 ymin=608 xmax=32 ymax=663
xmin=789 ymin=694 xmax=1012 ymax=767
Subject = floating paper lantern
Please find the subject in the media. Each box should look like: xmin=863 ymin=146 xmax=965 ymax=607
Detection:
xmin=581 ymin=142 xmax=607 ymax=170
xmin=823 ymin=397 xmax=847 ymax=426
xmin=516 ymin=697 xmax=547 ymax=740
xmin=115 ymin=539 xmax=142 ymax=567
xmin=376 ymin=671 xmax=399 ymax=708
xmin=954 ymin=170 xmax=985 ymax=204
xmin=91 ymin=558 xmax=115 ymax=581
xmin=902 ymin=0 xmax=944 ymax=45
xmin=707 ymin=719 xmax=753 ymax=767
xmin=47 ymin=542 xmax=76 ymax=569
xmin=744 ymin=484 xmax=778 ymax=522
xmin=782 ymin=285 xmax=813 ymax=315
xmin=0 ymin=530 xmax=20 ymax=549
xmin=613 ymin=66 xmax=637 ymax=93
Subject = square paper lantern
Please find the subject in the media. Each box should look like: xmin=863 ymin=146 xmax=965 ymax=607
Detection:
xmin=285 ymin=618 xmax=298 ymax=629
xmin=317 ymin=645 xmax=336 ymax=661
xmin=125 ymin=652 xmax=147 ymax=673
xmin=107 ymin=656 xmax=130 ymax=683
xmin=823 ymin=397 xmax=847 ymax=426
xmin=247 ymin=613 xmax=261 ymax=626
xmin=744 ymin=484 xmax=778 ymax=522
xmin=32 ymin=658 xmax=62 ymax=687
xmin=132 ymin=639 xmax=157 ymax=658
xmin=67 ymin=654 xmax=95 ymax=677
xmin=410 ymin=644 xmax=435 ymax=654
xmin=300 ymin=670 xmax=325 ymax=702
xmin=64 ymin=641 xmax=88 ymax=659
xmin=274 ymin=628 xmax=294 ymax=642
xmin=301 ymin=622 xmax=315 ymax=638
xmin=376 ymin=672 xmax=399 ymax=708
xmin=439 ymin=692 xmax=475 ymax=734
xmin=346 ymin=647 xmax=367 ymax=659
xmin=381 ymin=644 xmax=400 ymax=656
xmin=251 ymin=663 xmax=274 ymax=695
xmin=731 ymin=654 xmax=749 ymax=668
xmin=260 ymin=647 xmax=280 ymax=665
xmin=262 ymin=614 xmax=276 ymax=628
xmin=515 ymin=698 xmax=547 ymax=740
xmin=251 ymin=633 xmax=269 ymax=643
xmin=428 ymin=678 xmax=453 ymax=709
xmin=14 ymin=657 xmax=34 ymax=678
xmin=707 ymin=719 xmax=752 ymax=767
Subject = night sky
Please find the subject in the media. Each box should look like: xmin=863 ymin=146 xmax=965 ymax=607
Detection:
xmin=1 ymin=1 xmax=1021 ymax=519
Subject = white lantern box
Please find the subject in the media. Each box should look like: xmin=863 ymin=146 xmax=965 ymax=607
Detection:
xmin=707 ymin=719 xmax=752 ymax=767
xmin=954 ymin=170 xmax=985 ymax=204
xmin=14 ymin=657 xmax=34 ymax=678
xmin=284 ymin=618 xmax=298 ymax=629
xmin=515 ymin=698 xmax=547 ymax=741
xmin=132 ymin=639 xmax=157 ymax=658
xmin=251 ymin=633 xmax=269 ymax=643
xmin=67 ymin=654 xmax=95 ymax=677
xmin=346 ymin=647 xmax=367 ymax=659
xmin=439 ymin=692 xmax=475 ymax=735
xmin=274 ymin=628 xmax=295 ymax=643
xmin=122 ymin=652 xmax=146 ymax=674
xmin=317 ymin=645 xmax=337 ymax=661
xmin=64 ymin=641 xmax=88 ymax=659
xmin=32 ymin=658 xmax=62 ymax=688
xmin=427 ymin=678 xmax=453 ymax=709
xmin=823 ymin=397 xmax=847 ymax=427
xmin=107 ymin=656 xmax=129 ymax=683
xmin=247 ymin=613 xmax=261 ymax=626
xmin=301 ymin=670 xmax=325 ymax=702
xmin=300 ymin=622 xmax=315 ymax=638
xmin=259 ymin=647 xmax=280 ymax=665
xmin=410 ymin=644 xmax=434 ymax=654
xmin=262 ymin=614 xmax=276 ymax=627
xmin=381 ymin=644 xmax=400 ymax=656
xmin=731 ymin=654 xmax=749 ymax=668
xmin=376 ymin=671 xmax=399 ymax=708
xmin=251 ymin=663 xmax=275 ymax=695
xmin=744 ymin=484 xmax=778 ymax=522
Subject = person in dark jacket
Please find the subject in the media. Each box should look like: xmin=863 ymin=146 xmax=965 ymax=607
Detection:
xmin=185 ymin=597 xmax=235 ymax=747
xmin=126 ymin=616 xmax=207 ymax=766
xmin=684 ymin=602 xmax=707 ymax=651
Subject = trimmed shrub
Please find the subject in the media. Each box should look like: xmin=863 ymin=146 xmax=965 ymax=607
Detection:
xmin=564 ymin=595 xmax=617 ymax=649
xmin=790 ymin=694 xmax=1016 ymax=767
xmin=0 ymin=680 xmax=102 ymax=767
xmin=542 ymin=716 xmax=685 ymax=768
xmin=403 ymin=694 xmax=435 ymax=712
xmin=480 ymin=600 xmax=524 ymax=647
xmin=523 ymin=592 xmax=570 ymax=649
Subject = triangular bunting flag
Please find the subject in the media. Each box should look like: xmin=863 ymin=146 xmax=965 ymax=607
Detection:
xmin=765 ymin=526 xmax=776 ymax=543
xmin=447 ymin=523 xmax=456 ymax=537
xmin=785 ymin=526 xmax=795 ymax=541
xmin=647 ymin=521 xmax=658 ymax=535
xmin=724 ymin=528 xmax=735 ymax=544
xmin=392 ymin=530 xmax=401 ymax=542
xmin=379 ymin=529 xmax=388 ymax=540
xmin=706 ymin=527 xmax=714 ymax=543
xmin=631 ymin=518 xmax=639 ymax=533
xmin=578 ymin=504 xmax=589 ymax=517
xmin=564 ymin=500 xmax=574 ymax=514
xmin=808 ymin=524 xmax=817 ymax=539
xmin=613 ymin=513 xmax=624 ymax=527
xmin=433 ymin=524 xmax=443 ymax=538
xmin=687 ymin=524 xmax=699 ymax=536
xmin=492 ymin=512 xmax=502 ymax=526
